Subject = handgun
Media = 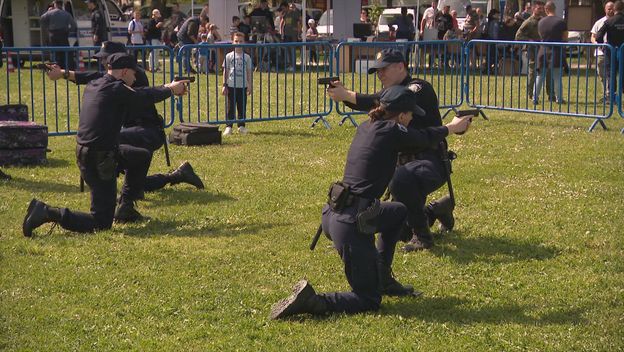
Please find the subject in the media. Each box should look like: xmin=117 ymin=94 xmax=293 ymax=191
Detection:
xmin=34 ymin=63 xmax=55 ymax=72
xmin=174 ymin=76 xmax=196 ymax=83
xmin=456 ymin=109 xmax=479 ymax=118
xmin=455 ymin=109 xmax=478 ymax=135
xmin=317 ymin=76 xmax=339 ymax=87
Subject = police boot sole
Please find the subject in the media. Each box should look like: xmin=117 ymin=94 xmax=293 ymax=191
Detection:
xmin=179 ymin=162 xmax=205 ymax=189
xmin=382 ymin=283 xmax=416 ymax=297
xmin=438 ymin=213 xmax=455 ymax=232
xmin=270 ymin=280 xmax=314 ymax=320
xmin=22 ymin=199 xmax=44 ymax=237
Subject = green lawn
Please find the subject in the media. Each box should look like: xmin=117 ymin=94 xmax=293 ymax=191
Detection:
xmin=1 ymin=66 xmax=624 ymax=350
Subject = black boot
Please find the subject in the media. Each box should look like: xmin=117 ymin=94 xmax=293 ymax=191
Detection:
xmin=114 ymin=200 xmax=144 ymax=223
xmin=170 ymin=161 xmax=204 ymax=189
xmin=402 ymin=227 xmax=434 ymax=252
xmin=378 ymin=262 xmax=420 ymax=297
xmin=270 ymin=280 xmax=328 ymax=320
xmin=426 ymin=195 xmax=455 ymax=232
xmin=0 ymin=169 xmax=10 ymax=180
xmin=22 ymin=199 xmax=60 ymax=237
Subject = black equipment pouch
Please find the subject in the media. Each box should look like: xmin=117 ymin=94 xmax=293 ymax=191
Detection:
xmin=95 ymin=151 xmax=117 ymax=181
xmin=356 ymin=199 xmax=381 ymax=235
xmin=327 ymin=181 xmax=350 ymax=211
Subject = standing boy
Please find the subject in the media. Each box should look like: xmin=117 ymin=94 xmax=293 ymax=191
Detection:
xmin=221 ymin=32 xmax=252 ymax=136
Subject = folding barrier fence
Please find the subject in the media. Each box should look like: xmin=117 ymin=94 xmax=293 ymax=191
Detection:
xmin=3 ymin=42 xmax=623 ymax=135
xmin=334 ymin=40 xmax=464 ymax=126
xmin=464 ymin=40 xmax=615 ymax=132
xmin=1 ymin=45 xmax=176 ymax=135
xmin=175 ymin=41 xmax=334 ymax=128
xmin=619 ymin=45 xmax=624 ymax=134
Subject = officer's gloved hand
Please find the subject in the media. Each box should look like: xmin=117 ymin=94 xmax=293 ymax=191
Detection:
xmin=445 ymin=115 xmax=471 ymax=135
xmin=166 ymin=80 xmax=188 ymax=96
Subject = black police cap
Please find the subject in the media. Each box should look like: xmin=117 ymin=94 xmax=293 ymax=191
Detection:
xmin=93 ymin=41 xmax=127 ymax=59
xmin=106 ymin=53 xmax=137 ymax=70
xmin=367 ymin=48 xmax=406 ymax=74
xmin=379 ymin=86 xmax=426 ymax=116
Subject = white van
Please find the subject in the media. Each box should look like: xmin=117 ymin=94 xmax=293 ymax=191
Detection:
xmin=0 ymin=0 xmax=128 ymax=48
xmin=377 ymin=8 xmax=417 ymax=36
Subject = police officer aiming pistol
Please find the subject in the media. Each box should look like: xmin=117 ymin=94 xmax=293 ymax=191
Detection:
xmin=328 ymin=48 xmax=459 ymax=251
xmin=270 ymin=86 xmax=471 ymax=320
xmin=22 ymin=53 xmax=188 ymax=237
xmin=45 ymin=41 xmax=204 ymax=222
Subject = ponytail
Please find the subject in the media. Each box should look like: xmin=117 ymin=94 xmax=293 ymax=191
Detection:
xmin=368 ymin=105 xmax=400 ymax=122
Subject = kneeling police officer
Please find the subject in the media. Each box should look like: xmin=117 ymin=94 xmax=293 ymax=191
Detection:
xmin=23 ymin=53 xmax=188 ymax=236
xmin=46 ymin=42 xmax=204 ymax=221
xmin=270 ymin=86 xmax=471 ymax=319
xmin=328 ymin=48 xmax=457 ymax=251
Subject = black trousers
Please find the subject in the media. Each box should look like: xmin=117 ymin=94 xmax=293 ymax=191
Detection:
xmin=389 ymin=154 xmax=446 ymax=239
xmin=57 ymin=144 xmax=150 ymax=233
xmin=119 ymin=125 xmax=170 ymax=193
xmin=319 ymin=201 xmax=407 ymax=314
xmin=48 ymin=31 xmax=75 ymax=70
xmin=226 ymin=87 xmax=247 ymax=128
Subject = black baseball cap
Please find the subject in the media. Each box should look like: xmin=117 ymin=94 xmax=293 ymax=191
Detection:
xmin=379 ymin=86 xmax=426 ymax=117
xmin=106 ymin=53 xmax=137 ymax=70
xmin=93 ymin=41 xmax=127 ymax=59
xmin=367 ymin=48 xmax=406 ymax=74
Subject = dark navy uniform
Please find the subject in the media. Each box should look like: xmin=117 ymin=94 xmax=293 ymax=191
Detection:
xmin=345 ymin=75 xmax=448 ymax=245
xmin=596 ymin=11 xmax=624 ymax=100
xmin=270 ymin=86 xmax=453 ymax=319
xmin=90 ymin=7 xmax=107 ymax=46
xmin=60 ymin=72 xmax=171 ymax=232
xmin=74 ymin=63 xmax=178 ymax=193
xmin=319 ymin=114 xmax=448 ymax=313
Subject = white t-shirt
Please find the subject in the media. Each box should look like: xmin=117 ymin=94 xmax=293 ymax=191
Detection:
xmin=128 ymin=19 xmax=144 ymax=45
xmin=422 ymin=7 xmax=437 ymax=29
xmin=591 ymin=16 xmax=608 ymax=56
xmin=222 ymin=51 xmax=253 ymax=88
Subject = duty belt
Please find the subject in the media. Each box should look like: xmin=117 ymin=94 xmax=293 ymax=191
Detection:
xmin=327 ymin=181 xmax=373 ymax=212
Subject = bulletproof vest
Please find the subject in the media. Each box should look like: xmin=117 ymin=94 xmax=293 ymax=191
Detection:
xmin=177 ymin=17 xmax=200 ymax=43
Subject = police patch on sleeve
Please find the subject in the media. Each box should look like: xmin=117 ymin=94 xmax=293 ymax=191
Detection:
xmin=397 ymin=124 xmax=408 ymax=133
xmin=408 ymin=83 xmax=423 ymax=93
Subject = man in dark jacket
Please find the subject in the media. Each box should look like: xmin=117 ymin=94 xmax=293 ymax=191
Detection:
xmin=596 ymin=0 xmax=624 ymax=102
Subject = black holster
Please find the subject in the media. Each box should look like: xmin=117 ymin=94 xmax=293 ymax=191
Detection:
xmin=327 ymin=181 xmax=351 ymax=211
xmin=328 ymin=181 xmax=380 ymax=235
xmin=356 ymin=199 xmax=380 ymax=235
xmin=77 ymin=145 xmax=118 ymax=181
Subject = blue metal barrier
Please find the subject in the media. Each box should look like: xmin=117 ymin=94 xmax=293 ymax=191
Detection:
xmin=1 ymin=45 xmax=176 ymax=135
xmin=175 ymin=41 xmax=334 ymax=128
xmin=618 ymin=45 xmax=623 ymax=134
xmin=334 ymin=40 xmax=464 ymax=126
xmin=464 ymin=40 xmax=615 ymax=132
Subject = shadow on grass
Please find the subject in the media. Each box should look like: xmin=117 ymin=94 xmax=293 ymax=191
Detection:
xmin=382 ymin=296 xmax=586 ymax=325
xmin=430 ymin=230 xmax=559 ymax=264
xmin=2 ymin=175 xmax=79 ymax=193
xmin=120 ymin=217 xmax=289 ymax=238
xmin=143 ymin=188 xmax=235 ymax=205
xmin=249 ymin=130 xmax=316 ymax=138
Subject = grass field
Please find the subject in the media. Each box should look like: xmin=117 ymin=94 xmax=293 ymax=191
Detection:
xmin=1 ymin=57 xmax=624 ymax=350
xmin=1 ymin=108 xmax=623 ymax=350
